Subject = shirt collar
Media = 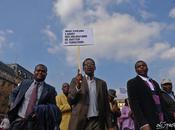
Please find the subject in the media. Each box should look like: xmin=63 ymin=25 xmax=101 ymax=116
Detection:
xmin=162 ymin=89 xmax=173 ymax=94
xmin=34 ymin=80 xmax=44 ymax=86
xmin=85 ymin=74 xmax=94 ymax=81
xmin=138 ymin=75 xmax=149 ymax=81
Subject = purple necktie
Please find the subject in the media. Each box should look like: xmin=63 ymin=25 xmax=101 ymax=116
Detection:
xmin=25 ymin=82 xmax=40 ymax=117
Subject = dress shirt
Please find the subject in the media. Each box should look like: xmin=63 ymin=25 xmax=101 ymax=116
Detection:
xmin=86 ymin=75 xmax=99 ymax=118
xmin=18 ymin=81 xmax=44 ymax=118
xmin=139 ymin=75 xmax=155 ymax=91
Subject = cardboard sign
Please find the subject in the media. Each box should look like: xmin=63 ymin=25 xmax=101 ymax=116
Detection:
xmin=63 ymin=29 xmax=94 ymax=46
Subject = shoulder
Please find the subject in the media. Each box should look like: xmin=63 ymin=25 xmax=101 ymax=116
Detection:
xmin=56 ymin=93 xmax=64 ymax=97
xmin=70 ymin=77 xmax=77 ymax=83
xmin=44 ymin=83 xmax=56 ymax=91
xmin=95 ymin=77 xmax=107 ymax=84
xmin=161 ymin=91 xmax=169 ymax=97
xmin=150 ymin=79 xmax=160 ymax=90
xmin=151 ymin=79 xmax=159 ymax=86
xmin=95 ymin=78 xmax=108 ymax=90
xmin=127 ymin=76 xmax=138 ymax=85
xmin=18 ymin=79 xmax=33 ymax=88
xmin=56 ymin=93 xmax=62 ymax=100
xmin=127 ymin=76 xmax=141 ymax=91
xmin=95 ymin=77 xmax=105 ymax=82
xmin=21 ymin=79 xmax=33 ymax=84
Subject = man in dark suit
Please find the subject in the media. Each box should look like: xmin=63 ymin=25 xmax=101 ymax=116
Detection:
xmin=161 ymin=79 xmax=175 ymax=122
xmin=68 ymin=58 xmax=114 ymax=130
xmin=8 ymin=64 xmax=61 ymax=130
xmin=127 ymin=60 xmax=171 ymax=130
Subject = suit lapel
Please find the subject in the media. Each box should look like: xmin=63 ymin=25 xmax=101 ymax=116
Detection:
xmin=22 ymin=81 xmax=33 ymax=95
xmin=94 ymin=77 xmax=101 ymax=103
xmin=81 ymin=76 xmax=89 ymax=105
xmin=12 ymin=80 xmax=33 ymax=109
xmin=38 ymin=83 xmax=48 ymax=104
xmin=82 ymin=76 xmax=89 ymax=93
xmin=136 ymin=76 xmax=153 ymax=96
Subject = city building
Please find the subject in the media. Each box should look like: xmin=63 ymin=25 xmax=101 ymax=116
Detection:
xmin=8 ymin=63 xmax=33 ymax=84
xmin=0 ymin=61 xmax=33 ymax=114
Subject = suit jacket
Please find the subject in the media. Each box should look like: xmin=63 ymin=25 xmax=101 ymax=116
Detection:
xmin=34 ymin=104 xmax=62 ymax=130
xmin=67 ymin=76 xmax=112 ymax=130
xmin=8 ymin=79 xmax=57 ymax=123
xmin=56 ymin=93 xmax=71 ymax=130
xmin=127 ymin=76 xmax=170 ymax=130
xmin=161 ymin=91 xmax=175 ymax=122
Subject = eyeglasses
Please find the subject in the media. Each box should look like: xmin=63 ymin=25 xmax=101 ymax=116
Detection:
xmin=84 ymin=63 xmax=95 ymax=66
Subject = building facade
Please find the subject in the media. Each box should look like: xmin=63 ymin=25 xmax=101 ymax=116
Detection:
xmin=0 ymin=61 xmax=33 ymax=114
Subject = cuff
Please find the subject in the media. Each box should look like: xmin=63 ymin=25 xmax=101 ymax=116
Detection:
xmin=140 ymin=124 xmax=149 ymax=129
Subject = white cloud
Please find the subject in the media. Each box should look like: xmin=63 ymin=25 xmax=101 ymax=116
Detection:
xmin=167 ymin=67 xmax=175 ymax=79
xmin=54 ymin=0 xmax=113 ymax=25
xmin=6 ymin=29 xmax=14 ymax=34
xmin=42 ymin=26 xmax=62 ymax=54
xmin=63 ymin=13 xmax=166 ymax=65
xmin=0 ymin=35 xmax=6 ymax=48
xmin=161 ymin=47 xmax=175 ymax=60
xmin=54 ymin=0 xmax=83 ymax=23
xmin=161 ymin=65 xmax=175 ymax=89
xmin=53 ymin=0 xmax=175 ymax=66
xmin=169 ymin=7 xmax=175 ymax=18
xmin=43 ymin=26 xmax=57 ymax=43
xmin=116 ymin=0 xmax=129 ymax=4
xmin=140 ymin=10 xmax=154 ymax=19
xmin=0 ymin=29 xmax=14 ymax=52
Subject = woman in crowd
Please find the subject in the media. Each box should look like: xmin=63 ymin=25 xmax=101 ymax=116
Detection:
xmin=119 ymin=99 xmax=134 ymax=130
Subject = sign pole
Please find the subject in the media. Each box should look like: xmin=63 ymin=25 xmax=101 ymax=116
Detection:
xmin=77 ymin=46 xmax=81 ymax=74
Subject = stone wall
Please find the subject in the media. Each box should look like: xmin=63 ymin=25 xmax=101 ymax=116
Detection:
xmin=0 ymin=79 xmax=15 ymax=114
xmin=0 ymin=62 xmax=33 ymax=114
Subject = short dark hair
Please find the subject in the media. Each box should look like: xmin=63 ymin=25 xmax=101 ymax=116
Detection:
xmin=35 ymin=64 xmax=47 ymax=72
xmin=82 ymin=58 xmax=95 ymax=67
xmin=135 ymin=60 xmax=146 ymax=69
xmin=62 ymin=83 xmax=69 ymax=88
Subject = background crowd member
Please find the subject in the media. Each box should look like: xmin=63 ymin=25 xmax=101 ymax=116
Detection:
xmin=68 ymin=58 xmax=114 ymax=130
xmin=8 ymin=64 xmax=61 ymax=130
xmin=0 ymin=115 xmax=10 ymax=130
xmin=127 ymin=60 xmax=171 ymax=130
xmin=119 ymin=98 xmax=134 ymax=130
xmin=56 ymin=83 xmax=71 ymax=130
xmin=161 ymin=79 xmax=175 ymax=122
xmin=108 ymin=89 xmax=121 ymax=130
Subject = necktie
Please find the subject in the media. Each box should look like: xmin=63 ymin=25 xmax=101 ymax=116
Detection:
xmin=25 ymin=82 xmax=40 ymax=117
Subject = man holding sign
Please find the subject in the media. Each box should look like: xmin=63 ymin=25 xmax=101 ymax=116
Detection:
xmin=68 ymin=58 xmax=114 ymax=130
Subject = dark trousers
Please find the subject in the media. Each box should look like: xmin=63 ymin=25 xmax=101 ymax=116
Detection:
xmin=9 ymin=117 xmax=40 ymax=130
xmin=85 ymin=117 xmax=102 ymax=130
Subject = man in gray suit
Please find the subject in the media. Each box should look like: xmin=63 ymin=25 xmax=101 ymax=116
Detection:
xmin=161 ymin=79 xmax=175 ymax=122
xmin=68 ymin=58 xmax=114 ymax=130
xmin=8 ymin=64 xmax=61 ymax=130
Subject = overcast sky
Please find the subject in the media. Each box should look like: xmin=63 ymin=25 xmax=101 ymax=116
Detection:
xmin=0 ymin=0 xmax=175 ymax=93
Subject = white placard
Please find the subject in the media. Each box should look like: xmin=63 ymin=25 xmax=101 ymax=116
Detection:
xmin=63 ymin=28 xmax=94 ymax=46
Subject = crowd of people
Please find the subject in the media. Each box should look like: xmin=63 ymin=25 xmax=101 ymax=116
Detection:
xmin=0 ymin=58 xmax=175 ymax=130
